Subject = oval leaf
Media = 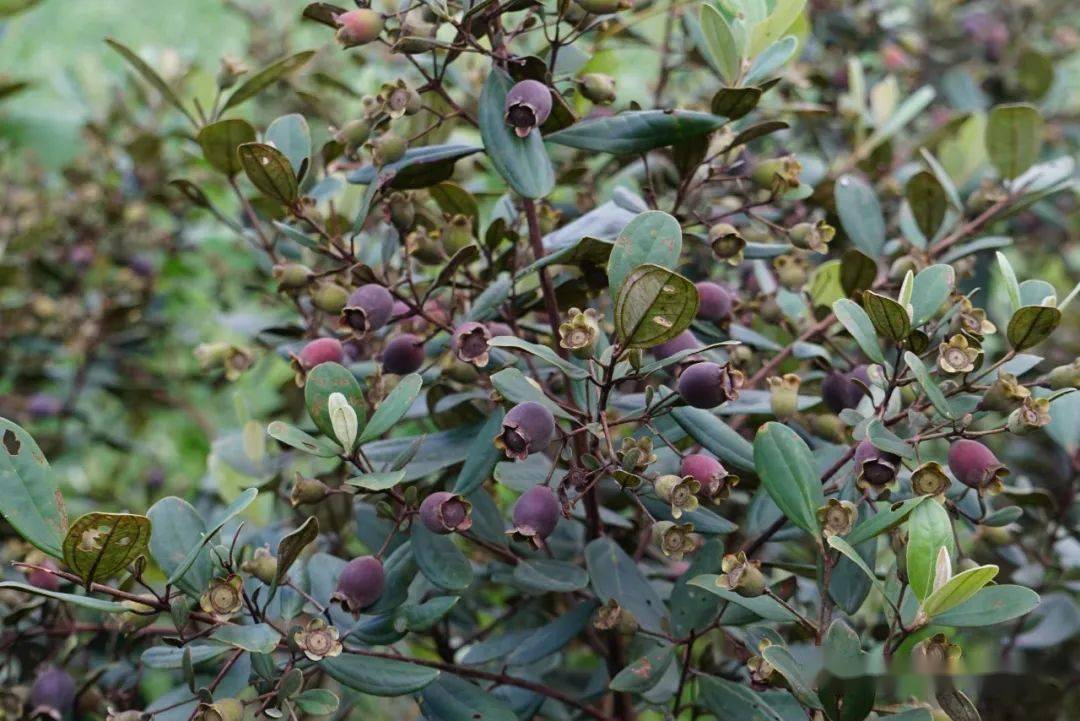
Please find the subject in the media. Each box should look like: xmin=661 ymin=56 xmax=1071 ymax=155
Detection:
xmin=320 ymin=654 xmax=439 ymax=696
xmin=614 ymin=264 xmax=699 ymax=348
xmin=546 ymin=110 xmax=728 ymax=155
xmin=305 ymin=362 xmax=366 ymax=443
xmin=905 ymin=500 xmax=955 ymax=601
xmin=753 ymin=422 xmax=824 ymax=536
xmin=238 ymin=142 xmax=299 ymax=205
xmin=835 ymin=174 xmax=885 ymax=257
xmin=63 ymin=512 xmax=151 ymax=586
xmin=0 ymin=418 xmax=65 ymax=558
xmin=197 ymin=119 xmax=256 ymax=177
xmin=1006 ymin=305 xmax=1061 ymax=351
xmin=607 ymin=211 xmax=683 ymax=295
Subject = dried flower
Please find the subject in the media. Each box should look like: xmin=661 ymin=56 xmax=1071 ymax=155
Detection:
xmin=747 ymin=639 xmax=775 ymax=684
xmin=294 ymin=618 xmax=343 ymax=661
xmin=652 ymin=520 xmax=697 ymax=560
xmin=937 ymin=334 xmax=979 ymax=374
xmin=978 ymin=371 xmax=1030 ymax=412
xmin=1007 ymin=396 xmax=1050 ymax=434
xmin=816 ymin=499 xmax=858 ymax=538
xmin=911 ymin=633 xmax=962 ymax=674
xmin=767 ymin=373 xmax=800 ymax=420
xmin=654 ymin=474 xmax=701 ymax=519
xmin=717 ymin=551 xmax=766 ymax=597
xmin=559 ymin=307 xmax=601 ymax=357
xmin=911 ymin=461 xmax=951 ymax=497
xmin=593 ymin=599 xmax=638 ymax=634
xmin=290 ymin=473 xmax=330 ymax=507
xmin=241 ymin=546 xmax=278 ymax=585
xmin=193 ymin=699 xmax=244 ymax=721
xmin=708 ymin=223 xmax=746 ymax=266
xmin=952 ymin=296 xmax=996 ymax=338
xmin=788 ymin=219 xmax=835 ymax=254
xmin=200 ymin=575 xmax=244 ymax=621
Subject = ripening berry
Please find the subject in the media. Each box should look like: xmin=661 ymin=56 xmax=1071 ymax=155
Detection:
xmin=695 ymin=282 xmax=735 ymax=323
xmin=504 ymin=79 xmax=553 ymax=137
xmin=298 ymin=338 xmax=344 ymax=370
xmin=419 ymin=491 xmax=473 ymax=534
xmin=496 ymin=401 xmax=556 ymax=460
xmin=26 ymin=393 xmax=63 ymax=419
xmin=311 ymin=283 xmax=350 ymax=314
xmin=452 ymin=321 xmax=493 ymax=367
xmin=510 ymin=485 xmax=560 ymax=544
xmin=680 ymin=454 xmax=729 ymax=496
xmin=652 ymin=329 xmax=701 ymax=359
xmin=29 ymin=667 xmax=76 ymax=721
xmin=821 ymin=365 xmax=870 ymax=414
xmin=947 ymin=439 xmax=1008 ymax=492
xmin=335 ymin=9 xmax=384 ymax=47
xmin=677 ymin=362 xmax=744 ymax=409
xmin=367 ymin=132 xmax=407 ymax=165
xmin=342 ymin=284 xmax=394 ymax=334
xmin=381 ymin=334 xmax=425 ymax=375
xmin=333 ymin=555 xmax=385 ymax=614
xmin=853 ymin=440 xmax=900 ymax=490
xmin=25 ymin=557 xmax=61 ymax=591
xmin=578 ymin=73 xmax=617 ymax=105
xmin=273 ymin=262 xmax=312 ymax=290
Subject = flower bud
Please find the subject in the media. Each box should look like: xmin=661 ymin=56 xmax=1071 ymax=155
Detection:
xmin=290 ymin=474 xmax=330 ymax=507
xmin=911 ymin=461 xmax=951 ymax=497
xmin=677 ymin=361 xmax=744 ymax=409
xmin=509 ymin=485 xmax=560 ymax=546
xmin=947 ymin=439 xmax=1008 ymax=493
xmin=717 ymin=551 xmax=766 ymax=597
xmin=273 ymin=262 xmax=312 ymax=291
xmin=504 ymin=79 xmax=553 ymax=137
xmin=680 ymin=453 xmax=738 ymax=499
xmin=787 ymin=219 xmax=835 ymax=253
xmin=382 ymin=334 xmax=426 ymax=375
xmin=419 ymin=491 xmax=473 ymax=534
xmin=1007 ymin=396 xmax=1050 ymax=434
xmin=335 ymin=9 xmax=384 ymax=47
xmin=334 ymin=555 xmax=385 ymax=614
xmin=342 ymin=284 xmax=394 ymax=335
xmin=29 ymin=668 xmax=76 ymax=721
xmin=772 ymin=255 xmax=807 ymax=290
xmin=311 ymin=283 xmax=350 ymax=314
xmin=1047 ymin=359 xmax=1080 ymax=389
xmin=496 ymin=401 xmax=556 ymax=460
xmin=654 ymin=475 xmax=701 ymax=519
xmin=452 ymin=321 xmax=493 ymax=367
xmin=653 ymin=521 xmax=697 ymax=560
xmin=767 ymin=373 xmax=800 ymax=420
xmin=366 ymin=132 xmax=407 ymax=165
xmin=751 ymin=155 xmax=801 ymax=192
xmin=578 ymin=73 xmax=617 ymax=105
xmin=558 ymin=307 xmax=601 ymax=357
xmin=695 ymin=282 xmax=736 ymax=323
xmin=853 ymin=440 xmax=900 ymax=491
xmin=709 ymin=223 xmax=745 ymax=266
xmin=816 ymin=499 xmax=858 ymax=538
xmin=241 ymin=546 xmax=278 ymax=585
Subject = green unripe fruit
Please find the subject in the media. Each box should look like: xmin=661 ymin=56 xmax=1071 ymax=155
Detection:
xmin=273 ymin=262 xmax=312 ymax=291
xmin=311 ymin=283 xmax=350 ymax=314
xmin=367 ymin=132 xmax=407 ymax=165
xmin=579 ymin=73 xmax=617 ymax=105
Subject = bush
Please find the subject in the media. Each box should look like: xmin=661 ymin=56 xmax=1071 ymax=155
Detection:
xmin=1 ymin=1 xmax=1078 ymax=720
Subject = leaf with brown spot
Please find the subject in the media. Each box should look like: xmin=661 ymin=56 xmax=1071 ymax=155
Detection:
xmin=0 ymin=418 xmax=66 ymax=558
xmin=62 ymin=512 xmax=151 ymax=586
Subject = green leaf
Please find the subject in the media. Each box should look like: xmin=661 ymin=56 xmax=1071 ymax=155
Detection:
xmin=400 ymin=596 xmax=459 ymax=632
xmin=274 ymin=516 xmax=319 ymax=586
xmin=197 ymin=119 xmax=256 ymax=177
xmin=452 ymin=409 xmax=506 ymax=496
xmin=0 ymin=418 xmax=65 ymax=558
xmin=512 ymin=558 xmax=588 ymax=593
xmin=749 ymin=0 xmax=806 ymax=56
xmin=839 ymin=249 xmax=877 ymax=298
xmin=699 ymin=676 xmax=786 ymax=721
xmin=238 ymin=142 xmax=299 ymax=206
xmin=845 ymin=497 xmax=928 ymax=546
xmin=981 ymin=506 xmax=1022 ymax=527
xmin=359 ymin=373 xmax=422 ymax=443
xmin=710 ymin=87 xmax=761 ymax=120
xmin=905 ymin=500 xmax=955 ymax=601
xmin=835 ymin=174 xmax=885 ymax=257
xmin=294 ymin=688 xmax=340 ymax=716
xmin=346 ymin=144 xmax=482 ymax=190
xmin=610 ymin=645 xmax=676 ymax=693
xmin=861 ymin=291 xmax=911 ymax=342
xmin=220 ymin=51 xmax=315 ymax=114
xmin=546 ymin=110 xmax=728 ymax=155
xmin=419 ymin=674 xmax=516 ymax=721
xmin=267 ymin=421 xmax=341 ymax=457
xmin=490 ymin=367 xmax=574 ymax=420
xmin=922 ymin=564 xmax=999 ymax=617
xmin=147 ymin=497 xmax=212 ymax=596
xmin=508 ymin=599 xmax=598 ymax=665
xmin=861 ymin=85 xmax=935 ymax=156
xmin=412 ymin=522 xmax=473 ymax=592
xmin=320 ymin=654 xmax=439 ymax=696
xmin=827 ymin=536 xmax=886 ymax=599
xmin=744 ymin=36 xmax=798 ymax=85
xmin=833 ymin=301 xmax=885 ymax=365
xmin=211 ymin=623 xmax=281 ymax=653
xmin=265 ymin=113 xmax=311 ymax=175
xmin=905 ymin=170 xmax=948 ymax=239
xmin=822 ymin=618 xmax=871 ymax=678
xmin=761 ymin=645 xmax=823 ymax=710
xmin=936 ymin=683 xmax=980 ymax=721
xmin=607 ymin=211 xmax=683 ymax=295
xmin=305 ymin=362 xmax=367 ymax=443
xmin=688 ymin=577 xmax=800 ymax=622
xmin=1006 ymin=305 xmax=1061 ymax=351
xmin=345 ymin=471 xmax=407 ymax=491
xmin=487 ymin=337 xmax=589 ymax=379
xmin=866 ymin=419 xmax=914 ymax=459
xmin=903 ymin=351 xmax=954 ymax=420
xmin=671 ymin=538 xmax=725 ymax=636
xmin=910 ymin=265 xmax=955 ymax=327
xmin=167 ymin=488 xmax=258 ymax=586
xmin=63 ymin=512 xmax=151 ymax=586
xmin=700 ymin=5 xmax=741 ymax=84
xmin=670 ymin=406 xmax=755 ymax=471
xmin=0 ymin=581 xmax=128 ymax=613
xmin=996 ymin=251 xmax=1022 ymax=313
xmin=930 ymin=585 xmax=1039 ymax=627
xmin=479 ymin=69 xmax=553 ymax=199
xmin=753 ymin=422 xmax=824 ymax=536
xmin=141 ymin=645 xmax=229 ymax=669
xmin=614 ymin=264 xmax=699 ymax=348
xmin=105 ymin=38 xmax=196 ymax=127
xmin=586 ymin=537 xmax=668 ymax=633
xmin=985 ymin=103 xmax=1044 ymax=179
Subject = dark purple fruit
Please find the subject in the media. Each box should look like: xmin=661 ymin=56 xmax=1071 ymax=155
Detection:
xmin=27 ymin=393 xmax=63 ymax=419
xmin=694 ymin=282 xmax=735 ymax=323
xmin=651 ymin=330 xmax=701 ymax=359
xmin=381 ymin=334 xmax=425 ymax=375
xmin=677 ymin=362 xmax=743 ymax=408
xmin=419 ymin=491 xmax=473 ymax=534
xmin=333 ymin=555 xmax=385 ymax=614
xmin=510 ymin=485 xmax=560 ymax=544
xmin=496 ymin=401 xmax=556 ymax=460
xmin=504 ymin=79 xmax=552 ymax=137
xmin=298 ymin=338 xmax=345 ymax=370
xmin=680 ymin=453 xmax=735 ymax=497
xmin=451 ymin=321 xmax=493 ymax=367
xmin=821 ymin=365 xmax=870 ymax=414
xmin=947 ymin=439 xmax=1008 ymax=491
xmin=341 ymin=284 xmax=394 ymax=334
xmin=29 ymin=667 xmax=76 ymax=721
xmin=853 ymin=440 xmax=900 ymax=488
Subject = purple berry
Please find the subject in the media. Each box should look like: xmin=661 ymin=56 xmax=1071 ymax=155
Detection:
xmin=510 ymin=485 xmax=560 ymax=543
xmin=452 ymin=321 xmax=493 ymax=367
xmin=333 ymin=555 xmax=385 ymax=614
xmin=26 ymin=558 xmax=61 ymax=592
xmin=821 ymin=365 xmax=870 ymax=414
xmin=486 ymin=321 xmax=514 ymax=338
xmin=853 ymin=440 xmax=900 ymax=488
xmin=29 ymin=667 xmax=76 ymax=721
xmin=419 ymin=491 xmax=473 ymax=534
xmin=504 ymin=79 xmax=553 ymax=137
xmin=680 ymin=453 xmax=734 ymax=497
xmin=651 ymin=330 xmax=701 ymax=359
xmin=298 ymin=338 xmax=345 ymax=370
xmin=695 ymin=282 xmax=735 ymax=323
xmin=947 ymin=439 xmax=1008 ymax=491
xmin=496 ymin=401 xmax=556 ymax=460
xmin=381 ymin=334 xmax=425 ymax=375
xmin=677 ymin=362 xmax=743 ymax=409
xmin=342 ymin=284 xmax=394 ymax=334
xmin=26 ymin=393 xmax=63 ymax=419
